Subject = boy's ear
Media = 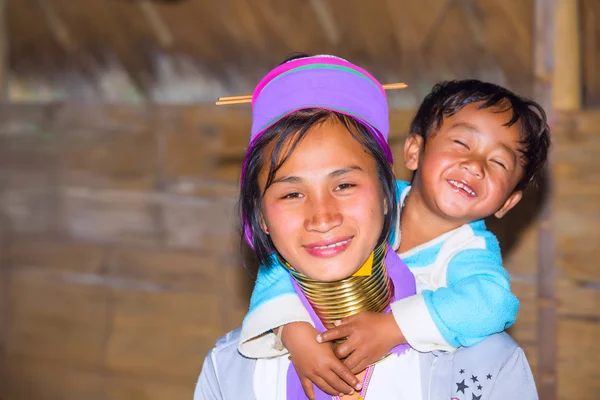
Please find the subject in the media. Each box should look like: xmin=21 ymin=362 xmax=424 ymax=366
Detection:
xmin=404 ymin=134 xmax=424 ymax=172
xmin=494 ymin=191 xmax=523 ymax=219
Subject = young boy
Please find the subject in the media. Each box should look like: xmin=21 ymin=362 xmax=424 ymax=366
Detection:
xmin=239 ymin=79 xmax=550 ymax=397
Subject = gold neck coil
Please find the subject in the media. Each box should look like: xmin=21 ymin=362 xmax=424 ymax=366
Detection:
xmin=288 ymin=242 xmax=393 ymax=329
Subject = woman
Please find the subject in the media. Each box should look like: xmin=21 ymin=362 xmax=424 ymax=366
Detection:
xmin=195 ymin=55 xmax=537 ymax=399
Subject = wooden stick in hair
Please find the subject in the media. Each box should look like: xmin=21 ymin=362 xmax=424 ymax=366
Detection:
xmin=216 ymin=82 xmax=408 ymax=105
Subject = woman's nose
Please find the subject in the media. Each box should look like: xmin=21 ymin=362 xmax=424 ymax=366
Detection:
xmin=304 ymin=195 xmax=343 ymax=233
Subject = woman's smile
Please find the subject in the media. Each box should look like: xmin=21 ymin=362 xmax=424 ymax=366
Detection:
xmin=303 ymin=236 xmax=354 ymax=258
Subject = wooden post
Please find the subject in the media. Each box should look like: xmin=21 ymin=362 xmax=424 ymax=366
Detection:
xmin=553 ymin=0 xmax=582 ymax=110
xmin=0 ymin=0 xmax=7 ymax=100
xmin=535 ymin=1 xmax=557 ymax=400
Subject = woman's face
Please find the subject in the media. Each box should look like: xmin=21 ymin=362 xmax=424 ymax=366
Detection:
xmin=259 ymin=118 xmax=387 ymax=282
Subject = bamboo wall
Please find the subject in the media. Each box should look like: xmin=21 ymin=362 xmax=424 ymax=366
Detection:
xmin=0 ymin=103 xmax=597 ymax=399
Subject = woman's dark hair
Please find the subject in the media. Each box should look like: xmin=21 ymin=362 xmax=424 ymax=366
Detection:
xmin=409 ymin=79 xmax=551 ymax=191
xmin=240 ymin=109 xmax=397 ymax=268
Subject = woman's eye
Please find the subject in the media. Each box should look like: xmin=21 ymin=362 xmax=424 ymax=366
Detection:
xmin=281 ymin=192 xmax=302 ymax=199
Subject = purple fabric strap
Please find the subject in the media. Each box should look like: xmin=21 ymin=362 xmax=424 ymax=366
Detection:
xmin=286 ymin=250 xmax=417 ymax=399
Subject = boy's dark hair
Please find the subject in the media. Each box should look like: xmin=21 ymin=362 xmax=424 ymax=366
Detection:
xmin=240 ymin=109 xmax=397 ymax=268
xmin=409 ymin=79 xmax=551 ymax=191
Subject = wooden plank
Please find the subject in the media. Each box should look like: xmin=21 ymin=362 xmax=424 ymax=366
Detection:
xmin=107 ymin=247 xmax=221 ymax=293
xmin=56 ymin=106 xmax=158 ymax=191
xmin=107 ymin=375 xmax=192 ymax=400
xmin=509 ymin=281 xmax=538 ymax=344
xmin=553 ymin=0 xmax=582 ymax=110
xmin=162 ymin=193 xmax=238 ymax=252
xmin=6 ymin=267 xmax=109 ymax=367
xmin=581 ymin=0 xmax=600 ymax=106
xmin=60 ymin=187 xmax=161 ymax=246
xmin=554 ymin=109 xmax=600 ymax=137
xmin=0 ymin=170 xmax=61 ymax=234
xmin=0 ymin=0 xmax=7 ymax=100
xmin=8 ymin=237 xmax=104 ymax=274
xmin=552 ymin=112 xmax=600 ymax=284
xmin=534 ymin=1 xmax=559 ymax=398
xmin=556 ymin=278 xmax=600 ymax=320
xmin=105 ymin=289 xmax=222 ymax=380
xmin=1 ymin=355 xmax=105 ymax=400
xmin=557 ymin=318 xmax=600 ymax=400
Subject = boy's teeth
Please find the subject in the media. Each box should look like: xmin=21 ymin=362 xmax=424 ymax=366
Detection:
xmin=449 ymin=180 xmax=476 ymax=196
xmin=315 ymin=239 xmax=350 ymax=249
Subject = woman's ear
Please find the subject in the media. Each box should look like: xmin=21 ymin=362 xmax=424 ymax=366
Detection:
xmin=383 ymin=198 xmax=389 ymax=216
xmin=259 ymin=215 xmax=269 ymax=234
xmin=404 ymin=134 xmax=424 ymax=172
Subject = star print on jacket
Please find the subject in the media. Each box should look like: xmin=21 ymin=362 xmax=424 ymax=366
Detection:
xmin=470 ymin=375 xmax=478 ymax=383
xmin=456 ymin=379 xmax=469 ymax=394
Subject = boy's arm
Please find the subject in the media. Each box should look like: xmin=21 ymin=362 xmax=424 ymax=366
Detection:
xmin=391 ymin=247 xmax=519 ymax=352
xmin=239 ymin=257 xmax=313 ymax=358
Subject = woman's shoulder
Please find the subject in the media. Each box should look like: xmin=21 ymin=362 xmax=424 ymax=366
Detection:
xmin=214 ymin=328 xmax=243 ymax=351
xmin=203 ymin=329 xmax=257 ymax=398
xmin=211 ymin=328 xmax=254 ymax=368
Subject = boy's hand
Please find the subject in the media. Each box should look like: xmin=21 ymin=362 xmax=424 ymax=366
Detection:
xmin=281 ymin=322 xmax=362 ymax=399
xmin=317 ymin=311 xmax=406 ymax=374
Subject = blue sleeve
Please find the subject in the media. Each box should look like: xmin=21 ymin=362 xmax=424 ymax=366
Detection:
xmin=421 ymin=246 xmax=520 ymax=348
xmin=247 ymin=253 xmax=296 ymax=317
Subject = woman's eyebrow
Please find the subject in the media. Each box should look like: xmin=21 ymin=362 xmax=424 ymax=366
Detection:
xmin=271 ymin=175 xmax=302 ymax=185
xmin=328 ymin=166 xmax=364 ymax=178
xmin=272 ymin=166 xmax=364 ymax=185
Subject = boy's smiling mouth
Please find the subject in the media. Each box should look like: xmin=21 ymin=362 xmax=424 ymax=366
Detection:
xmin=447 ymin=179 xmax=477 ymax=197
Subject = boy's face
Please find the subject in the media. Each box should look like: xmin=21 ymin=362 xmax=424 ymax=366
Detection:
xmin=404 ymin=102 xmax=525 ymax=223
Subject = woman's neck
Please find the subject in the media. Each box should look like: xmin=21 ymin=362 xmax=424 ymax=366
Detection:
xmin=288 ymin=242 xmax=393 ymax=328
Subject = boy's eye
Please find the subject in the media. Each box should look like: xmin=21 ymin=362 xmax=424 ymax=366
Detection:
xmin=492 ymin=160 xmax=507 ymax=170
xmin=336 ymin=183 xmax=355 ymax=190
xmin=454 ymin=140 xmax=469 ymax=149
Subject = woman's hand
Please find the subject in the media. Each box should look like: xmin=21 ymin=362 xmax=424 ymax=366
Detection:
xmin=317 ymin=311 xmax=406 ymax=374
xmin=282 ymin=322 xmax=362 ymax=399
